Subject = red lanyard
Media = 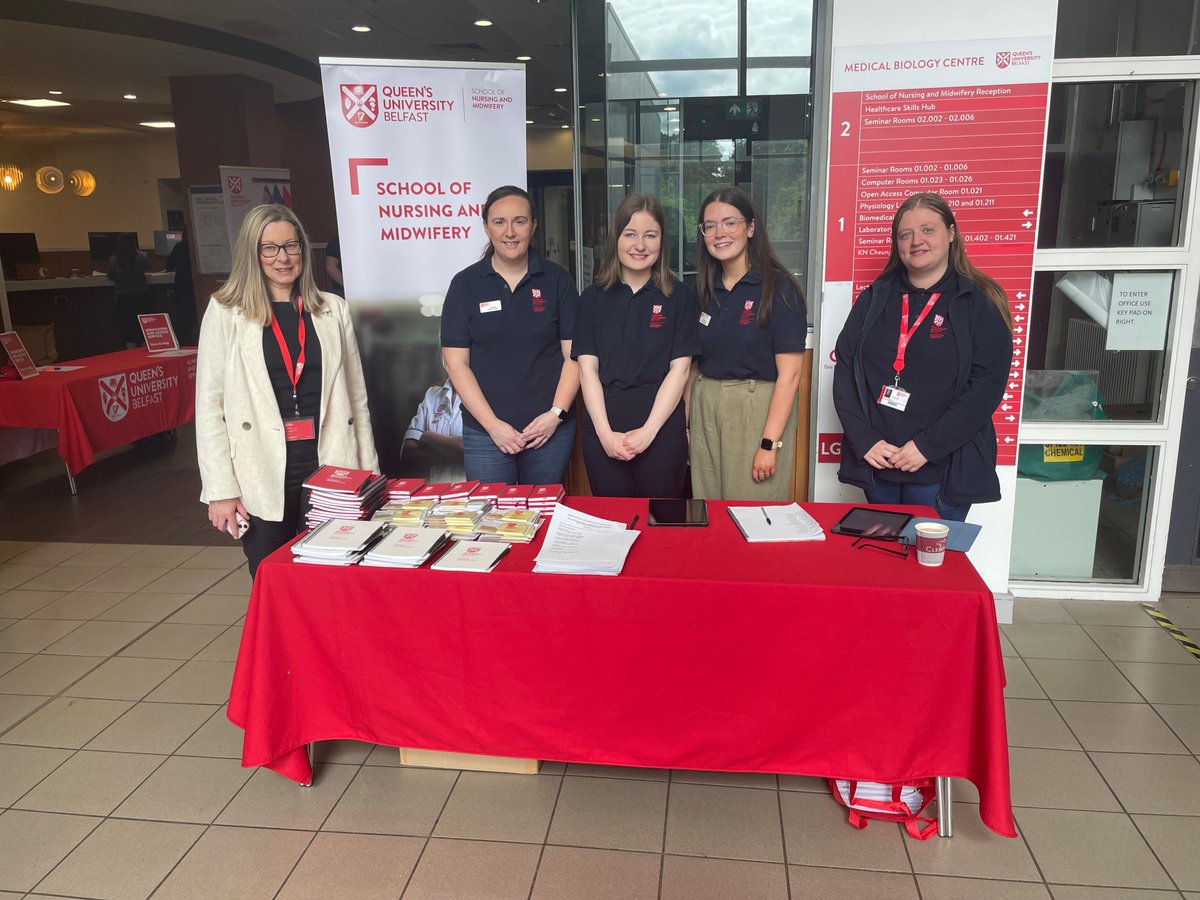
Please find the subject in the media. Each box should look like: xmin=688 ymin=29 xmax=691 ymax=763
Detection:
xmin=892 ymin=292 xmax=940 ymax=385
xmin=269 ymin=297 xmax=306 ymax=416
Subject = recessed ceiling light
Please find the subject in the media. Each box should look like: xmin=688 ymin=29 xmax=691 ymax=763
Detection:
xmin=553 ymin=87 xmax=567 ymax=93
xmin=351 ymin=24 xmax=371 ymax=32
xmin=516 ymin=55 xmax=532 ymax=61
xmin=525 ymin=119 xmax=533 ymax=124
xmin=590 ymin=117 xmax=600 ymax=122
xmin=663 ymin=106 xmax=677 ymax=111
xmin=560 ymin=124 xmax=570 ymax=129
xmin=47 ymin=90 xmax=63 ymax=96
xmin=123 ymin=93 xmax=137 ymax=100
xmin=5 ymin=98 xmax=70 ymax=108
xmin=140 ymin=121 xmax=176 ymax=129
xmin=474 ymin=19 xmax=493 ymax=26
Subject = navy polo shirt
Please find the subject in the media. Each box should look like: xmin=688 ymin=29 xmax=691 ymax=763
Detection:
xmin=441 ymin=251 xmax=578 ymax=431
xmin=696 ymin=269 xmax=807 ymax=380
xmin=572 ymin=280 xmax=700 ymax=389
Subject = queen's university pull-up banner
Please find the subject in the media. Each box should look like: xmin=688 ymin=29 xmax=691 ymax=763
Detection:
xmin=319 ymin=59 xmax=527 ymax=306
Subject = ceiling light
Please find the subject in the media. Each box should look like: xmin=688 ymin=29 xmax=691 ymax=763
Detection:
xmin=560 ymin=124 xmax=570 ymax=129
xmin=590 ymin=117 xmax=600 ymax=122
xmin=474 ymin=19 xmax=493 ymax=26
xmin=123 ymin=93 xmax=137 ymax=100
xmin=47 ymin=90 xmax=63 ymax=96
xmin=0 ymin=165 xmax=23 ymax=191
xmin=516 ymin=55 xmax=532 ymax=61
xmin=68 ymin=169 xmax=96 ymax=197
xmin=5 ymin=98 xmax=70 ymax=108
xmin=351 ymin=24 xmax=371 ymax=32
xmin=553 ymin=87 xmax=567 ymax=93
xmin=525 ymin=119 xmax=533 ymax=124
xmin=663 ymin=106 xmax=677 ymax=111
xmin=139 ymin=121 xmax=176 ymax=129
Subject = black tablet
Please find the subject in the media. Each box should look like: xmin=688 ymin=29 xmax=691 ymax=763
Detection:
xmin=830 ymin=507 xmax=913 ymax=539
xmin=647 ymin=498 xmax=709 ymax=527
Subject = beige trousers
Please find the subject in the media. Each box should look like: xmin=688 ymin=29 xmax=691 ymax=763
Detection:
xmin=689 ymin=375 xmax=797 ymax=502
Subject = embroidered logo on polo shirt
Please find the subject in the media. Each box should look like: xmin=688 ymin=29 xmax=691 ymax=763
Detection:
xmin=930 ymin=313 xmax=949 ymax=340
xmin=530 ymin=287 xmax=546 ymax=313
xmin=740 ymin=299 xmax=756 ymax=326
xmin=649 ymin=304 xmax=666 ymax=329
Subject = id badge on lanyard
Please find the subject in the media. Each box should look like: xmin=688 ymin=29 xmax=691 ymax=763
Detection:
xmin=270 ymin=299 xmax=317 ymax=441
xmin=877 ymin=291 xmax=939 ymax=414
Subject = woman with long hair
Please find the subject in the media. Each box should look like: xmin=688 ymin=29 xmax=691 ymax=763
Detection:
xmin=573 ymin=194 xmax=699 ymax=497
xmin=690 ymin=186 xmax=808 ymax=501
xmin=441 ymin=185 xmax=580 ymax=485
xmin=195 ymin=204 xmax=378 ymax=576
xmin=833 ymin=191 xmax=1013 ymax=521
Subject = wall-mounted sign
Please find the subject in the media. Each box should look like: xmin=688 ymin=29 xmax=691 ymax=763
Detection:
xmin=1106 ymin=272 xmax=1171 ymax=351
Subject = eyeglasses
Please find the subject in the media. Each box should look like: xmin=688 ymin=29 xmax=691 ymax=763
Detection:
xmin=258 ymin=240 xmax=303 ymax=259
xmin=698 ymin=217 xmax=747 ymax=237
xmin=852 ymin=535 xmax=911 ymax=559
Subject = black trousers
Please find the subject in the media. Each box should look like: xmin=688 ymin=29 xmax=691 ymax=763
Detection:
xmin=241 ymin=440 xmax=319 ymax=579
xmin=582 ymin=384 xmax=688 ymax=498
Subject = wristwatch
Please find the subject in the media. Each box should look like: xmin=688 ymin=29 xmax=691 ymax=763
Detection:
xmin=551 ymin=406 xmax=565 ymax=420
xmin=760 ymin=438 xmax=783 ymax=451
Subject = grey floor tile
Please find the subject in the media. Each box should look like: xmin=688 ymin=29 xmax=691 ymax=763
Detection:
xmin=906 ymin=805 xmax=1041 ymax=880
xmin=780 ymin=790 xmax=911 ymax=872
xmin=0 ymin=693 xmax=46 ymax=734
xmin=176 ymin=706 xmax=243 ymax=758
xmin=64 ymin=656 xmax=184 ymax=701
xmin=42 ymin=620 xmax=152 ymax=657
xmin=78 ymin=567 xmax=169 ymax=594
xmin=1116 ymin=661 xmax=1200 ymax=705
xmin=1157 ymin=596 xmax=1200 ymax=628
xmin=1016 ymin=807 xmax=1171 ymax=888
xmin=1056 ymin=701 xmax=1189 ymax=753
xmin=1024 ymin=659 xmax=1143 ymax=702
xmin=777 ymin=774 xmax=830 ymax=792
xmin=0 ymin=745 xmax=73 ymax=806
xmin=565 ymin=762 xmax=669 ymax=780
xmin=1009 ymin=747 xmax=1121 ymax=811
xmin=217 ymin=762 xmax=357 ymax=830
xmin=86 ymin=701 xmax=216 ymax=754
xmin=14 ymin=749 xmax=163 ymax=815
xmin=0 ymin=809 xmax=100 ymax=893
xmin=139 ymin=567 xmax=229 ymax=595
xmin=1002 ymin=623 xmax=1106 ymax=660
xmin=119 ymin=623 xmax=226 ymax=659
xmin=34 ymin=818 xmax=204 ymax=900
xmin=324 ymin=766 xmax=457 ymax=836
xmin=547 ymin=775 xmax=667 ymax=852
xmin=363 ymin=743 xmax=403 ymax=766
xmin=312 ymin=739 xmax=373 ymax=765
xmin=167 ymin=592 xmax=249 ymax=625
xmin=18 ymin=565 xmax=111 ymax=593
xmin=670 ymin=769 xmax=778 ymax=789
xmin=277 ymin=832 xmax=424 ymax=900
xmin=58 ymin=544 xmax=146 ymax=567
xmin=193 ymin=624 xmax=242 ymax=661
xmin=206 ymin=568 xmax=252 ymax=597
xmin=6 ymin=543 xmax=92 ymax=567
xmin=1013 ymin=599 xmax=1076 ymax=624
xmin=1050 ymin=887 xmax=1183 ymax=898
xmin=660 ymin=855 xmax=788 ymax=900
xmin=0 ymin=697 xmax=132 ymax=748
xmin=0 ymin=619 xmax=85 ymax=654
xmin=787 ymin=865 xmax=920 ymax=898
xmin=1084 ymin=624 xmax=1200 ymax=663
xmin=0 ymin=565 xmax=50 ymax=591
xmin=1155 ymin=704 xmax=1200 ymax=754
xmin=152 ymin=825 xmax=312 ymax=900
xmin=0 ymin=541 xmax=39 ymax=563
xmin=1132 ymin=814 xmax=1200 ymax=891
xmin=433 ymin=770 xmax=560 ymax=843
xmin=917 ymin=875 xmax=1052 ymax=898
xmin=178 ymin=547 xmax=248 ymax=571
xmin=95 ymin=592 xmax=192 ymax=623
xmin=530 ymin=845 xmax=660 ymax=900
xmin=665 ymin=782 xmax=784 ymax=862
xmin=0 ymin=652 xmax=30 ymax=677
xmin=26 ymin=591 xmax=128 ymax=621
xmin=122 ymin=546 xmax=204 ymax=569
xmin=0 ymin=590 xmax=64 ymax=618
xmin=144 ymin=659 xmax=235 ymax=703
xmin=1006 ymin=698 xmax=1081 ymax=750
xmin=1003 ymin=659 xmax=1049 ymax=700
xmin=0 ymin=654 xmax=101 ymax=696
xmin=404 ymin=837 xmax=541 ymax=900
xmin=1063 ymin=599 xmax=1160 ymax=627
xmin=1090 ymin=752 xmax=1200 ymax=815
xmin=112 ymin=755 xmax=253 ymax=823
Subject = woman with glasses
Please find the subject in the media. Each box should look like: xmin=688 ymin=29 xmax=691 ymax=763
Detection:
xmin=573 ymin=194 xmax=699 ymax=497
xmin=441 ymin=185 xmax=580 ymax=485
xmin=833 ymin=192 xmax=1013 ymax=521
xmin=196 ymin=204 xmax=378 ymax=577
xmin=690 ymin=186 xmax=807 ymax=501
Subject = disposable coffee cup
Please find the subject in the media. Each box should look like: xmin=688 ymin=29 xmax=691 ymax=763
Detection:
xmin=914 ymin=522 xmax=950 ymax=567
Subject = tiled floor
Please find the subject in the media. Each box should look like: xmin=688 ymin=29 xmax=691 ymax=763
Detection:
xmin=2 ymin=437 xmax=1200 ymax=897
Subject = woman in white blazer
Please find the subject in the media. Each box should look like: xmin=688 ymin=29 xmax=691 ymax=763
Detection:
xmin=196 ymin=204 xmax=378 ymax=577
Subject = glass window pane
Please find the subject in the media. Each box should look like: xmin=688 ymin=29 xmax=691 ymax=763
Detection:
xmin=1024 ymin=270 xmax=1174 ymax=422
xmin=1012 ymin=444 xmax=1155 ymax=582
xmin=607 ymin=0 xmax=736 ymax=61
xmin=747 ymin=67 xmax=811 ymax=96
xmin=1039 ymin=81 xmax=1191 ymax=249
xmin=1056 ymin=0 xmax=1200 ymax=57
xmin=747 ymin=0 xmax=812 ymax=57
xmin=608 ymin=69 xmax=738 ymax=101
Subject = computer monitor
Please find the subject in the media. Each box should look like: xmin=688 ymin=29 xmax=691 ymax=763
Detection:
xmin=153 ymin=230 xmax=183 ymax=256
xmin=88 ymin=231 xmax=138 ymax=263
xmin=0 ymin=232 xmax=40 ymax=279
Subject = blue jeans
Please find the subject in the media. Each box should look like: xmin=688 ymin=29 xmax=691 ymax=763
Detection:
xmin=462 ymin=422 xmax=575 ymax=485
xmin=864 ymin=479 xmax=970 ymax=522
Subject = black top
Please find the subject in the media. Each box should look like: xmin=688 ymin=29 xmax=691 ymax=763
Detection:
xmin=440 ymin=252 xmax=578 ymax=431
xmin=263 ymin=300 xmax=322 ymax=426
xmin=325 ymin=234 xmax=343 ymax=293
xmin=859 ymin=266 xmax=960 ymax=484
xmin=696 ymin=268 xmax=807 ymax=380
xmin=572 ymin=279 xmax=700 ymax=389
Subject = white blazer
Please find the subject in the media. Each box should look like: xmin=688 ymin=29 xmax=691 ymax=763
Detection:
xmin=196 ymin=291 xmax=379 ymax=521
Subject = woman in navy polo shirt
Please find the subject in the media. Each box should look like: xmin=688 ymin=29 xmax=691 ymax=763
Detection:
xmin=441 ymin=185 xmax=580 ymax=485
xmin=833 ymin=192 xmax=1013 ymax=521
xmin=573 ymin=194 xmax=699 ymax=497
xmin=690 ymin=186 xmax=808 ymax=501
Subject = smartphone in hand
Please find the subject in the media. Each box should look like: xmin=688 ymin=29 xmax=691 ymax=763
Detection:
xmin=229 ymin=512 xmax=249 ymax=540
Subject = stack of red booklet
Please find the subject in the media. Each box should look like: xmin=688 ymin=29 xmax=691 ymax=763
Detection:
xmin=412 ymin=482 xmax=450 ymax=502
xmin=495 ymin=483 xmax=534 ymax=510
xmin=528 ymin=484 xmax=565 ymax=518
xmin=471 ymin=482 xmax=508 ymax=503
xmin=441 ymin=480 xmax=480 ymax=501
xmin=384 ymin=478 xmax=425 ymax=503
xmin=302 ymin=466 xmax=387 ymax=529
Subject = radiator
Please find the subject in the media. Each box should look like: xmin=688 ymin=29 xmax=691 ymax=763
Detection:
xmin=1063 ymin=317 xmax=1148 ymax=406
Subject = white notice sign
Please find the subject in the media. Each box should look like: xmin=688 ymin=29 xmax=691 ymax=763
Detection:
xmin=1106 ymin=272 xmax=1171 ymax=351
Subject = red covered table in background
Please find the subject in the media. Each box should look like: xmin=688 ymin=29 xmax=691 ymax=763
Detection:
xmin=0 ymin=348 xmax=196 ymax=489
xmin=228 ymin=498 xmax=1015 ymax=837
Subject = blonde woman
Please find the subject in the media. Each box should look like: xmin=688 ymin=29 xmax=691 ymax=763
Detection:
xmin=196 ymin=204 xmax=378 ymax=576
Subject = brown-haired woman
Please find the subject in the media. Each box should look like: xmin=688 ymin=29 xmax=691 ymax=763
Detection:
xmin=690 ymin=186 xmax=808 ymax=501
xmin=573 ymin=194 xmax=699 ymax=497
xmin=833 ymin=191 xmax=1013 ymax=521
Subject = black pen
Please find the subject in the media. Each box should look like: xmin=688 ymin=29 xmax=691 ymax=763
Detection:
xmin=629 ymin=514 xmax=640 ymax=529
xmin=761 ymin=506 xmax=772 ymax=526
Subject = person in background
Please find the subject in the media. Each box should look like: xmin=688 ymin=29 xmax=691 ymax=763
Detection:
xmin=324 ymin=233 xmax=344 ymax=296
xmin=574 ymin=193 xmax=698 ymax=498
xmin=690 ymin=186 xmax=807 ymax=501
xmin=441 ymin=185 xmax=580 ymax=485
xmin=833 ymin=191 xmax=1013 ymax=522
xmin=401 ymin=378 xmax=465 ymax=483
xmin=195 ymin=204 xmax=378 ymax=577
xmin=107 ymin=233 xmax=150 ymax=348
xmin=165 ymin=228 xmax=198 ymax=346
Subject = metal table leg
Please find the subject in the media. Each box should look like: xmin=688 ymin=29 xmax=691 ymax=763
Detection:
xmin=936 ymin=776 xmax=953 ymax=837
xmin=65 ymin=462 xmax=77 ymax=496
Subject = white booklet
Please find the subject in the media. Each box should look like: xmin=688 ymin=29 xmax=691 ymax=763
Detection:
xmin=362 ymin=527 xmax=450 ymax=567
xmin=532 ymin=504 xmax=639 ymax=575
xmin=727 ymin=503 xmax=825 ymax=543
xmin=431 ymin=540 xmax=510 ymax=573
xmin=293 ymin=518 xmax=386 ymax=558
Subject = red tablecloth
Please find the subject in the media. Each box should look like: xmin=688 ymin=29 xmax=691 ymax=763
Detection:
xmin=0 ymin=349 xmax=196 ymax=474
xmin=228 ymin=499 xmax=1015 ymax=837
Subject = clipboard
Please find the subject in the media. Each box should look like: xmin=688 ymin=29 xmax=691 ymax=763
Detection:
xmin=829 ymin=507 xmax=913 ymax=540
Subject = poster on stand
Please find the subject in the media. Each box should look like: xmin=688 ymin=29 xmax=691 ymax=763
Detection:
xmin=816 ymin=22 xmax=1055 ymax=593
xmin=188 ymin=186 xmax=231 ymax=275
xmin=219 ymin=166 xmax=292 ymax=262
xmin=319 ymin=58 xmax=526 ymax=307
